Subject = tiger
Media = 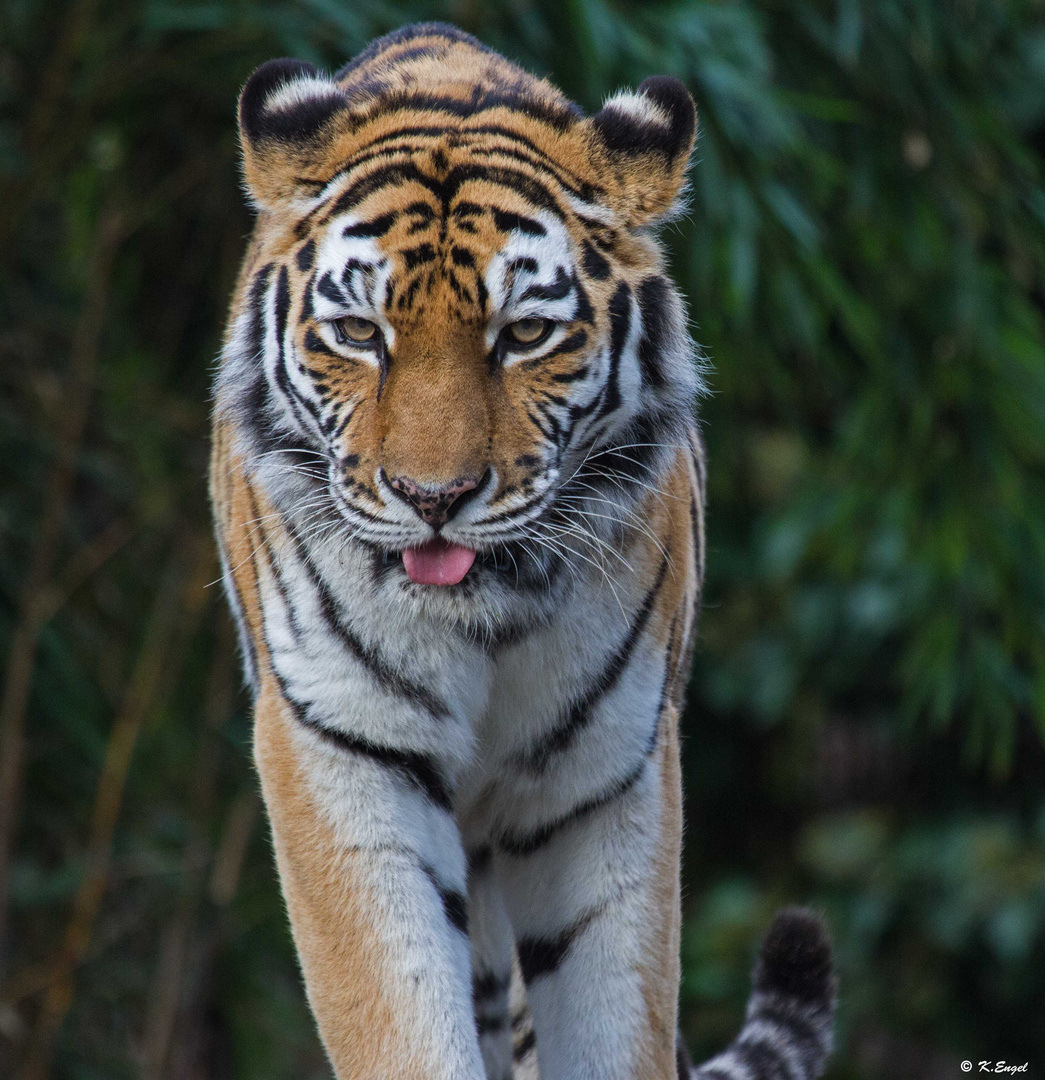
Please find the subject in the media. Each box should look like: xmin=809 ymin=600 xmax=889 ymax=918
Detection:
xmin=210 ymin=22 xmax=835 ymax=1080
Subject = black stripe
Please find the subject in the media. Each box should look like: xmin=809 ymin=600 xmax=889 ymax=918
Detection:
xmin=497 ymin=759 xmax=646 ymax=857
xmin=473 ymin=967 xmax=511 ymax=1036
xmin=451 ymin=164 xmax=566 ymax=220
xmin=521 ymin=331 xmax=588 ymax=371
xmin=517 ymin=933 xmax=572 ymax=982
xmin=467 ymin=845 xmax=493 ymax=877
xmin=397 ymin=276 xmax=422 ymax=312
xmin=517 ymin=910 xmax=596 ymax=982
xmin=295 ymin=239 xmax=315 ymax=272
xmin=326 ymin=163 xmax=428 ymax=220
xmin=597 ymin=280 xmax=631 ymax=422
xmin=441 ymin=888 xmax=469 ymax=934
xmin=403 ymin=242 xmax=437 ymax=269
xmin=245 ymin=262 xmax=275 ymax=360
xmin=650 ymin=650 xmax=673 ymax=753
xmin=469 ymin=141 xmax=596 ymax=201
xmin=237 ymin=266 xmax=279 ymax=452
xmin=297 ymin=712 xmax=453 ymax=810
xmin=240 ymin=375 xmax=273 ymax=447
xmin=517 ymin=554 xmax=670 ymax=771
xmin=520 ymin=265 xmax=571 ymax=302
xmin=581 ymin=239 xmax=610 ymax=279
xmin=636 ymin=276 xmax=672 ymax=390
xmin=492 ymin=207 xmax=546 ymax=236
xmin=334 ymin=22 xmax=490 ymax=78
xmin=509 ymin=256 xmax=538 ymax=275
xmin=217 ymin=537 xmax=259 ymax=696
xmin=473 ymin=969 xmax=510 ymax=1002
xmin=422 ymin=865 xmax=469 ymax=935
xmin=733 ymin=1039 xmax=792 ymax=1080
xmin=513 ymin=1028 xmax=536 ymax=1061
xmin=303 ymin=327 xmax=340 ymax=357
xmin=340 ymin=257 xmax=375 ymax=290
xmin=343 ymin=211 xmax=399 ymax=238
xmin=751 ymin=1004 xmax=826 ymax=1062
xmin=550 ymin=363 xmax=590 ymax=383
xmin=272 ymin=266 xmax=324 ymax=434
xmin=298 ymin=271 xmax=315 ymax=324
xmin=447 ymin=269 xmax=473 ymax=303
xmin=317 ymin=271 xmax=345 ymax=304
xmin=250 ymin=499 xmax=302 ymax=641
xmin=572 ymin=277 xmax=595 ymax=324
xmin=281 ymin=519 xmax=453 ymax=722
xmin=543 ymin=332 xmax=588 ymax=361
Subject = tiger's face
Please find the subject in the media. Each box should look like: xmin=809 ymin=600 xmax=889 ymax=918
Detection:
xmin=288 ymin=155 xmax=652 ymax=567
xmin=221 ymin=30 xmax=698 ymax=590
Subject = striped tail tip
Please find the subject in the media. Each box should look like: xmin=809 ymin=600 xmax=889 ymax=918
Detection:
xmin=685 ymin=907 xmax=836 ymax=1080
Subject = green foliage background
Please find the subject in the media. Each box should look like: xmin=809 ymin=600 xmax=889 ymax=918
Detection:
xmin=2 ymin=1 xmax=1044 ymax=1077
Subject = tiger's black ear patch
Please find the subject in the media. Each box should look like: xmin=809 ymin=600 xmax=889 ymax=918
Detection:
xmin=591 ymin=76 xmax=695 ymax=161
xmin=585 ymin=76 xmax=696 ymax=227
xmin=239 ymin=58 xmax=347 ymax=147
xmin=238 ymin=59 xmax=353 ymax=208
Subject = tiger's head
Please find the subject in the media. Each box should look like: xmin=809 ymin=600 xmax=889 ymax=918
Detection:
xmin=219 ymin=23 xmax=699 ymax=592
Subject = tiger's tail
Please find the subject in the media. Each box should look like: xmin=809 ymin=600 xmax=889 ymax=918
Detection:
xmin=679 ymin=908 xmax=836 ymax=1080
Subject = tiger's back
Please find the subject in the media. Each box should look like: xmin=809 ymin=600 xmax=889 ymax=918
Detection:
xmin=211 ymin=23 xmax=833 ymax=1080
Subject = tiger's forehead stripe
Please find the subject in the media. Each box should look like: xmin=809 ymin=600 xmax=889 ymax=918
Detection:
xmin=317 ymin=158 xmax=573 ymax=234
xmin=301 ymin=122 xmax=605 ymax=211
xmin=291 ymin=113 xmax=608 ymax=243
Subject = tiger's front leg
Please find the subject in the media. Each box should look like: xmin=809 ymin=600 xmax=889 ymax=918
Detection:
xmin=480 ymin=525 xmax=695 ymax=1080
xmin=491 ymin=708 xmax=684 ymax=1080
xmin=254 ymin=690 xmax=486 ymax=1080
xmin=216 ymin=463 xmax=488 ymax=1080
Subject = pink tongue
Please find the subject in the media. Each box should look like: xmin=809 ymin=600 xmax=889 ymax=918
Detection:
xmin=402 ymin=539 xmax=477 ymax=586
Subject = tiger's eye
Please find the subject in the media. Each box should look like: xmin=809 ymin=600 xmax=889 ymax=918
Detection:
xmin=332 ymin=316 xmax=379 ymax=345
xmin=504 ymin=319 xmax=553 ymax=347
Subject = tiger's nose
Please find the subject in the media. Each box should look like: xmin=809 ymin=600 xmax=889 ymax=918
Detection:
xmin=385 ymin=472 xmax=483 ymax=528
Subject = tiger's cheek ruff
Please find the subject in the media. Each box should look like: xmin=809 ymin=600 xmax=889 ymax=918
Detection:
xmin=212 ymin=21 xmax=835 ymax=1080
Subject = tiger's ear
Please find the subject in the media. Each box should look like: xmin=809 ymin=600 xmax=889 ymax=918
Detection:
xmin=238 ymin=59 xmax=351 ymax=210
xmin=583 ymin=77 xmax=696 ymax=228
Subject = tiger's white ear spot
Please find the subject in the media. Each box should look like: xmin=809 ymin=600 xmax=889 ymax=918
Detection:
xmin=262 ymin=73 xmax=344 ymax=116
xmin=598 ymin=90 xmax=673 ymax=134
